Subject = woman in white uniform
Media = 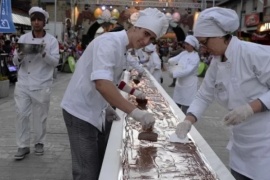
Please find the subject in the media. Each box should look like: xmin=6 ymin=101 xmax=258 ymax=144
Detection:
xmin=176 ymin=7 xmax=270 ymax=180
xmin=168 ymin=35 xmax=200 ymax=114
xmin=144 ymin=43 xmax=162 ymax=83
xmin=61 ymin=8 xmax=169 ymax=180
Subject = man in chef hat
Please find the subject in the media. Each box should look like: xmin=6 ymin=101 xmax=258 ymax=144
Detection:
xmin=12 ymin=6 xmax=59 ymax=160
xmin=175 ymin=7 xmax=270 ymax=180
xmin=61 ymin=8 xmax=169 ymax=179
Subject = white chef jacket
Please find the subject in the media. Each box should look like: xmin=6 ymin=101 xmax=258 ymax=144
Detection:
xmin=13 ymin=31 xmax=60 ymax=90
xmin=126 ymin=51 xmax=144 ymax=74
xmin=61 ymin=30 xmax=128 ymax=132
xmin=188 ymin=36 xmax=270 ymax=180
xmin=145 ymin=51 xmax=162 ymax=82
xmin=169 ymin=51 xmax=200 ymax=106
xmin=136 ymin=48 xmax=149 ymax=64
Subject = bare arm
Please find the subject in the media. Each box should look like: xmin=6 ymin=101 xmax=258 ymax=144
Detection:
xmin=95 ymin=79 xmax=136 ymax=114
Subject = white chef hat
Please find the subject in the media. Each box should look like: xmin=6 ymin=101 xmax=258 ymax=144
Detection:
xmin=134 ymin=8 xmax=169 ymax=39
xmin=29 ymin=6 xmax=49 ymax=22
xmin=184 ymin=35 xmax=199 ymax=50
xmin=144 ymin=43 xmax=156 ymax=53
xmin=194 ymin=7 xmax=239 ymax=37
xmin=129 ymin=12 xmax=139 ymax=25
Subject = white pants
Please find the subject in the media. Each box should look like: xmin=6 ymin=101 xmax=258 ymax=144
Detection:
xmin=14 ymin=84 xmax=51 ymax=148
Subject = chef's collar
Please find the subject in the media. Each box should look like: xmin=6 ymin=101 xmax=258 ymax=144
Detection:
xmin=32 ymin=30 xmax=46 ymax=38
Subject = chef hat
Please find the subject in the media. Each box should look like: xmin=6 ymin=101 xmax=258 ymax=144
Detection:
xmin=134 ymin=8 xmax=169 ymax=39
xmin=194 ymin=7 xmax=239 ymax=37
xmin=129 ymin=12 xmax=139 ymax=25
xmin=184 ymin=35 xmax=199 ymax=50
xmin=29 ymin=6 xmax=49 ymax=22
xmin=144 ymin=43 xmax=156 ymax=53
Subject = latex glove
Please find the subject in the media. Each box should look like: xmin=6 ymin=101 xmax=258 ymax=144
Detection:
xmin=133 ymin=90 xmax=146 ymax=99
xmin=175 ymin=120 xmax=192 ymax=139
xmin=118 ymin=81 xmax=146 ymax=99
xmin=128 ymin=108 xmax=155 ymax=130
xmin=105 ymin=106 xmax=120 ymax=122
xmin=224 ymin=104 xmax=254 ymax=126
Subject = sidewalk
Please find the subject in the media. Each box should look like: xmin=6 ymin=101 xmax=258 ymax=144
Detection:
xmin=0 ymin=72 xmax=73 ymax=180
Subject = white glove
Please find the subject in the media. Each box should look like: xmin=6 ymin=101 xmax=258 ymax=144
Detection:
xmin=105 ymin=106 xmax=120 ymax=122
xmin=129 ymin=108 xmax=155 ymax=130
xmin=133 ymin=90 xmax=146 ymax=99
xmin=175 ymin=119 xmax=192 ymax=139
xmin=224 ymin=104 xmax=254 ymax=126
xmin=118 ymin=81 xmax=146 ymax=99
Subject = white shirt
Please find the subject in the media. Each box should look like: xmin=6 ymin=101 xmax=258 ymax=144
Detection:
xmin=61 ymin=30 xmax=129 ymax=132
xmin=13 ymin=31 xmax=60 ymax=90
xmin=145 ymin=51 xmax=162 ymax=82
xmin=169 ymin=51 xmax=200 ymax=105
xmin=188 ymin=36 xmax=270 ymax=179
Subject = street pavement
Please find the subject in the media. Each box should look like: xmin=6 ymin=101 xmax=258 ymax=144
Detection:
xmin=0 ymin=70 xmax=230 ymax=180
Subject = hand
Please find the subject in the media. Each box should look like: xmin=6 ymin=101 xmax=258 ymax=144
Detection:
xmin=224 ymin=104 xmax=254 ymax=126
xmin=133 ymin=89 xmax=146 ymax=99
xmin=129 ymin=108 xmax=155 ymax=130
xmin=175 ymin=120 xmax=192 ymax=139
xmin=105 ymin=106 xmax=120 ymax=122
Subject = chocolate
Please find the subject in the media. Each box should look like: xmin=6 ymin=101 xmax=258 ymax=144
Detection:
xmin=133 ymin=79 xmax=140 ymax=85
xmin=138 ymin=131 xmax=158 ymax=142
xmin=135 ymin=98 xmax=148 ymax=109
xmin=122 ymin=70 xmax=219 ymax=179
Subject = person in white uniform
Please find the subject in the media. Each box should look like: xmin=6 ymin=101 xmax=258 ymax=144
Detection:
xmin=12 ymin=7 xmax=60 ymax=160
xmin=61 ymin=8 xmax=169 ymax=180
xmin=175 ymin=7 xmax=270 ymax=180
xmin=144 ymin=43 xmax=162 ymax=83
xmin=168 ymin=35 xmax=200 ymax=114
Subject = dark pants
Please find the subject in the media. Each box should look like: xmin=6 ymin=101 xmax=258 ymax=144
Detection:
xmin=231 ymin=169 xmax=252 ymax=180
xmin=63 ymin=109 xmax=112 ymax=180
xmin=176 ymin=103 xmax=189 ymax=115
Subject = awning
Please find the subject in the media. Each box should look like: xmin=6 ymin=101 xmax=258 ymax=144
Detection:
xmin=12 ymin=14 xmax=31 ymax=26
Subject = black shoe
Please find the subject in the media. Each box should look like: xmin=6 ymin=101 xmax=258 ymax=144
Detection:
xmin=168 ymin=83 xmax=175 ymax=87
xmin=160 ymin=77 xmax=163 ymax=84
xmin=14 ymin=147 xmax=30 ymax=160
xmin=35 ymin=143 xmax=44 ymax=155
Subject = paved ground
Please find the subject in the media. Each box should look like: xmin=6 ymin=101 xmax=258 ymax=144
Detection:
xmin=0 ymin=70 xmax=230 ymax=180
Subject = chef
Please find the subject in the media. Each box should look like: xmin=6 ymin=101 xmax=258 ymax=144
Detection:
xmin=61 ymin=8 xmax=169 ymax=180
xmin=168 ymin=35 xmax=200 ymax=114
xmin=175 ymin=7 xmax=270 ymax=180
xmin=144 ymin=43 xmax=162 ymax=83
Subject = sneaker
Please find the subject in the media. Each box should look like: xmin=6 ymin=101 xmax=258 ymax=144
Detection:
xmin=34 ymin=143 xmax=44 ymax=155
xmin=14 ymin=147 xmax=30 ymax=160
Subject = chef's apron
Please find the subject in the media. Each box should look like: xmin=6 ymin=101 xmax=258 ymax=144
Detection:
xmin=214 ymin=61 xmax=270 ymax=180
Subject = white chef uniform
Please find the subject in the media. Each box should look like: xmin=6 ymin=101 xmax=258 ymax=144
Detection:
xmin=61 ymin=30 xmax=128 ymax=132
xmin=169 ymin=50 xmax=200 ymax=106
xmin=13 ymin=31 xmax=59 ymax=147
xmin=188 ymin=36 xmax=270 ymax=180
